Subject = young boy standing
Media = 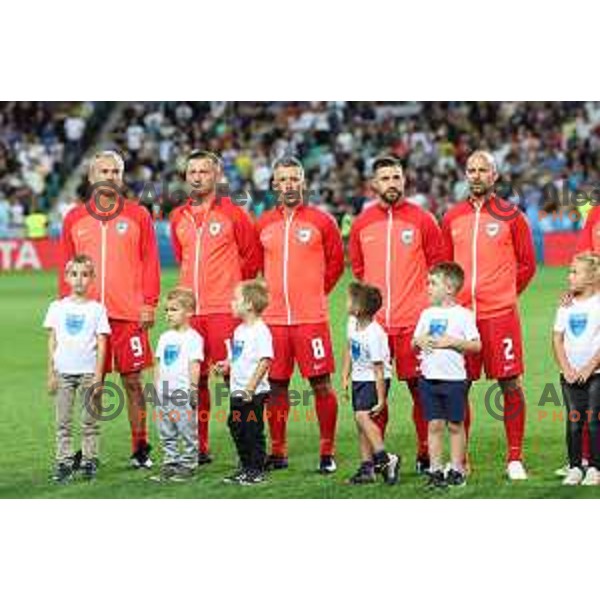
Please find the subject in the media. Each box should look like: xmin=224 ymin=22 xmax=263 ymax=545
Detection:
xmin=152 ymin=288 xmax=204 ymax=482
xmin=44 ymin=255 xmax=110 ymax=482
xmin=216 ymin=280 xmax=273 ymax=486
xmin=341 ymin=282 xmax=400 ymax=485
xmin=412 ymin=262 xmax=481 ymax=488
xmin=553 ymin=252 xmax=600 ymax=486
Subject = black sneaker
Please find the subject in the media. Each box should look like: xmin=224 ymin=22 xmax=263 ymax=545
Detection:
xmin=415 ymin=455 xmax=431 ymax=475
xmin=425 ymin=470 xmax=447 ymax=489
xmin=446 ymin=469 xmax=466 ymax=487
xmin=53 ymin=461 xmax=73 ymax=484
xmin=80 ymin=459 xmax=98 ymax=481
xmin=130 ymin=443 xmax=153 ymax=469
xmin=71 ymin=450 xmax=82 ymax=472
xmin=264 ymin=455 xmax=289 ymax=471
xmin=197 ymin=452 xmax=213 ymax=466
xmin=223 ymin=469 xmax=247 ymax=484
xmin=240 ymin=470 xmax=266 ymax=485
xmin=347 ymin=466 xmax=376 ymax=484
xmin=318 ymin=455 xmax=337 ymax=474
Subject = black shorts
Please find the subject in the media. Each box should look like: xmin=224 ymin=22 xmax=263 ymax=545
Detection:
xmin=418 ymin=378 xmax=467 ymax=423
xmin=351 ymin=380 xmax=391 ymax=412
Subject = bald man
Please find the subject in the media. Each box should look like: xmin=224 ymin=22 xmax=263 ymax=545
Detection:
xmin=441 ymin=151 xmax=536 ymax=480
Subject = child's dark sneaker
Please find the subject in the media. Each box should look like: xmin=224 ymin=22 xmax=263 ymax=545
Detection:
xmin=446 ymin=469 xmax=466 ymax=487
xmin=53 ymin=461 xmax=73 ymax=484
xmin=425 ymin=469 xmax=447 ymax=489
xmin=264 ymin=455 xmax=289 ymax=471
xmin=80 ymin=459 xmax=98 ymax=481
xmin=348 ymin=466 xmax=376 ymax=484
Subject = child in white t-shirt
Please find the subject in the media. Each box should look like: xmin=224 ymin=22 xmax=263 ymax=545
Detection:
xmin=151 ymin=288 xmax=204 ymax=482
xmin=214 ymin=279 xmax=273 ymax=485
xmin=43 ymin=255 xmax=110 ymax=483
xmin=412 ymin=262 xmax=481 ymax=489
xmin=553 ymin=252 xmax=600 ymax=486
xmin=341 ymin=281 xmax=400 ymax=485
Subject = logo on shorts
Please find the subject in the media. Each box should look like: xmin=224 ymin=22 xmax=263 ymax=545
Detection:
xmin=401 ymin=229 xmax=414 ymax=245
xmin=232 ymin=340 xmax=244 ymax=361
xmin=163 ymin=344 xmax=180 ymax=366
xmin=116 ymin=221 xmax=128 ymax=235
xmin=569 ymin=313 xmax=588 ymax=337
xmin=485 ymin=222 xmax=500 ymax=237
xmin=428 ymin=319 xmax=448 ymax=337
xmin=65 ymin=313 xmax=85 ymax=335
xmin=351 ymin=339 xmax=361 ymax=361
xmin=296 ymin=228 xmax=312 ymax=244
xmin=208 ymin=221 xmax=222 ymax=236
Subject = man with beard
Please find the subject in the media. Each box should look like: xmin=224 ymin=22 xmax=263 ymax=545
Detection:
xmin=441 ymin=150 xmax=536 ymax=480
xmin=349 ymin=155 xmax=445 ymax=473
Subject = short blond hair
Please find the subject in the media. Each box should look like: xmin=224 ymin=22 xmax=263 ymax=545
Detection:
xmin=88 ymin=150 xmax=125 ymax=178
xmin=573 ymin=251 xmax=600 ymax=280
xmin=239 ymin=279 xmax=269 ymax=315
xmin=166 ymin=287 xmax=196 ymax=313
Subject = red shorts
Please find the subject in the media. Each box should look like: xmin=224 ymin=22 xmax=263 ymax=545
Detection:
xmin=466 ymin=307 xmax=524 ymax=380
xmin=388 ymin=327 xmax=421 ymax=380
xmin=269 ymin=322 xmax=335 ymax=381
xmin=104 ymin=319 xmax=153 ymax=374
xmin=191 ymin=313 xmax=241 ymax=375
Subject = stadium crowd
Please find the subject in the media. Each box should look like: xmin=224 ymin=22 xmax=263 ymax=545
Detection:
xmin=3 ymin=101 xmax=600 ymax=238
xmin=0 ymin=101 xmax=110 ymax=238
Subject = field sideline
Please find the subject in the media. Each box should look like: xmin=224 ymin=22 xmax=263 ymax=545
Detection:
xmin=0 ymin=265 xmax=596 ymax=499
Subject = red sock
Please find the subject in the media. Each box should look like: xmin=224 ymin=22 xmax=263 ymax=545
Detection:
xmin=407 ymin=380 xmax=428 ymax=458
xmin=315 ymin=389 xmax=338 ymax=457
xmin=197 ymin=384 xmax=211 ymax=455
xmin=582 ymin=423 xmax=590 ymax=462
xmin=372 ymin=403 xmax=389 ymax=439
xmin=267 ymin=387 xmax=290 ymax=457
xmin=503 ymin=385 xmax=526 ymax=462
xmin=131 ymin=428 xmax=147 ymax=452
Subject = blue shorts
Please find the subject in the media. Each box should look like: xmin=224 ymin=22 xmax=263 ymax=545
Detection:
xmin=418 ymin=378 xmax=467 ymax=423
xmin=351 ymin=380 xmax=391 ymax=412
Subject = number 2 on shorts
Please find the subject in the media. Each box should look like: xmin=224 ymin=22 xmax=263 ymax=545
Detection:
xmin=502 ymin=337 xmax=515 ymax=361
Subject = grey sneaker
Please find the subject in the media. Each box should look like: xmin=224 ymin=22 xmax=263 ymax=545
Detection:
xmin=53 ymin=461 xmax=73 ymax=484
xmin=80 ymin=459 xmax=98 ymax=481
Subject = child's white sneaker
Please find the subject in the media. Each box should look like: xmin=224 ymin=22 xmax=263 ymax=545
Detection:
xmin=506 ymin=460 xmax=528 ymax=480
xmin=562 ymin=467 xmax=583 ymax=486
xmin=582 ymin=466 xmax=600 ymax=486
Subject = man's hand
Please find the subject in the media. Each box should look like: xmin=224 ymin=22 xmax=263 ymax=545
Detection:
xmin=140 ymin=307 xmax=155 ymax=330
xmin=47 ymin=372 xmax=58 ymax=395
xmin=414 ymin=335 xmax=435 ymax=354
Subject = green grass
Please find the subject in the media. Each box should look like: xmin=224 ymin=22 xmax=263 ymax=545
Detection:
xmin=0 ymin=266 xmax=596 ymax=498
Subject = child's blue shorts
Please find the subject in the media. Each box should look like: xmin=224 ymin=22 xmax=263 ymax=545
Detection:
xmin=351 ymin=380 xmax=391 ymax=412
xmin=418 ymin=378 xmax=467 ymax=422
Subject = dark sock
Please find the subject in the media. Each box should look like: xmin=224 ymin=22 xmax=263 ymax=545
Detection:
xmin=373 ymin=451 xmax=388 ymax=466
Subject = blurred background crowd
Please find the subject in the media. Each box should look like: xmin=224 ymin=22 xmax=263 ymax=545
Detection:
xmin=2 ymin=101 xmax=600 ymax=242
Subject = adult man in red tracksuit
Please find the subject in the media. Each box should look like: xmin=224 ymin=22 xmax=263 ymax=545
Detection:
xmin=60 ymin=150 xmax=160 ymax=468
xmin=349 ymin=155 xmax=446 ymax=473
xmin=256 ymin=156 xmax=345 ymax=473
xmin=170 ymin=150 xmax=261 ymax=464
xmin=441 ymin=150 xmax=536 ymax=480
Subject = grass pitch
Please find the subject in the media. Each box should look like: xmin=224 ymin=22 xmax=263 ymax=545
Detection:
xmin=0 ymin=266 xmax=596 ymax=498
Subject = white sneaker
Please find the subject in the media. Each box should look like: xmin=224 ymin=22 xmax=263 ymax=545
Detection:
xmin=555 ymin=458 xmax=588 ymax=477
xmin=562 ymin=467 xmax=584 ymax=485
xmin=506 ymin=460 xmax=528 ymax=480
xmin=582 ymin=466 xmax=600 ymax=486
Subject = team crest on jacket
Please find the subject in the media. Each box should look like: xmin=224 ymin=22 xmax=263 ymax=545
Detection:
xmin=485 ymin=222 xmax=500 ymax=237
xmin=116 ymin=221 xmax=128 ymax=235
xmin=296 ymin=228 xmax=312 ymax=243
xmin=208 ymin=221 xmax=222 ymax=236
xmin=401 ymin=229 xmax=414 ymax=245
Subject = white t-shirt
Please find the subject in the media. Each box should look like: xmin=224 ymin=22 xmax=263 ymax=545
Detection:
xmin=554 ymin=294 xmax=600 ymax=372
xmin=413 ymin=304 xmax=480 ymax=381
xmin=347 ymin=317 xmax=392 ymax=382
xmin=43 ymin=298 xmax=111 ymax=374
xmin=230 ymin=320 xmax=274 ymax=395
xmin=155 ymin=328 xmax=204 ymax=395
